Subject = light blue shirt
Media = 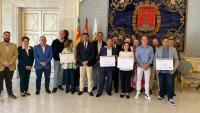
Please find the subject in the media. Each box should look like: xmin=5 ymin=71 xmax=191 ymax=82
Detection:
xmin=135 ymin=45 xmax=154 ymax=67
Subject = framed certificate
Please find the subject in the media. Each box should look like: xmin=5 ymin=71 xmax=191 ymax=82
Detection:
xmin=100 ymin=56 xmax=115 ymax=67
xmin=59 ymin=53 xmax=75 ymax=63
xmin=156 ymin=58 xmax=173 ymax=70
xmin=117 ymin=57 xmax=134 ymax=70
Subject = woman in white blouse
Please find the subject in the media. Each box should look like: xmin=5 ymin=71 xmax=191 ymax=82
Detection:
xmin=118 ymin=42 xmax=134 ymax=98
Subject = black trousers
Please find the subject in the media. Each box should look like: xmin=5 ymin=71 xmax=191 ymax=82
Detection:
xmin=18 ymin=67 xmax=31 ymax=92
xmin=113 ymin=67 xmax=119 ymax=92
xmin=0 ymin=68 xmax=14 ymax=95
xmin=120 ymin=70 xmax=132 ymax=93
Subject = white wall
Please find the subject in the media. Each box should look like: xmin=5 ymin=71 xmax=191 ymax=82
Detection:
xmin=1 ymin=0 xmax=78 ymax=44
xmin=80 ymin=0 xmax=109 ymax=41
xmin=185 ymin=0 xmax=200 ymax=57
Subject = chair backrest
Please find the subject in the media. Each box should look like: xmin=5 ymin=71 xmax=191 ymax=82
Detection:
xmin=178 ymin=59 xmax=192 ymax=75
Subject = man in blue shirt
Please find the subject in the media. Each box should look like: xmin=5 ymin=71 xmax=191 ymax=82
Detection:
xmin=154 ymin=37 xmax=179 ymax=106
xmin=135 ymin=36 xmax=154 ymax=100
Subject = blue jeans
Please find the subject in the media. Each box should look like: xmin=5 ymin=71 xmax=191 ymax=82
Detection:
xmin=36 ymin=68 xmax=51 ymax=91
xmin=158 ymin=72 xmax=173 ymax=100
xmin=92 ymin=63 xmax=99 ymax=87
xmin=64 ymin=69 xmax=75 ymax=91
xmin=53 ymin=60 xmax=63 ymax=88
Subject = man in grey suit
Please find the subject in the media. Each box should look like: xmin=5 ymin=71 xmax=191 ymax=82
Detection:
xmin=154 ymin=37 xmax=179 ymax=106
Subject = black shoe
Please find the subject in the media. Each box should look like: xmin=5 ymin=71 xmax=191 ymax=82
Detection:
xmin=52 ymin=88 xmax=57 ymax=93
xmin=71 ymin=91 xmax=75 ymax=94
xmin=78 ymin=91 xmax=83 ymax=95
xmin=96 ymin=93 xmax=102 ymax=97
xmin=107 ymin=92 xmax=112 ymax=96
xmin=120 ymin=94 xmax=124 ymax=98
xmin=89 ymin=92 xmax=94 ymax=96
xmin=65 ymin=90 xmax=69 ymax=93
xmin=46 ymin=89 xmax=51 ymax=94
xmin=8 ymin=94 xmax=17 ymax=99
xmin=58 ymin=85 xmax=64 ymax=90
xmin=21 ymin=92 xmax=26 ymax=97
xmin=35 ymin=90 xmax=40 ymax=95
xmin=92 ymin=87 xmax=97 ymax=91
xmin=24 ymin=91 xmax=31 ymax=96
xmin=126 ymin=95 xmax=130 ymax=99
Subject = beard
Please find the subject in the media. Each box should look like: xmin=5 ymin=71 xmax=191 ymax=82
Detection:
xmin=4 ymin=38 xmax=10 ymax=42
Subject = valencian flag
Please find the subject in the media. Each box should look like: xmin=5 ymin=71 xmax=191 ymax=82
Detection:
xmin=84 ymin=17 xmax=89 ymax=33
xmin=76 ymin=18 xmax=81 ymax=45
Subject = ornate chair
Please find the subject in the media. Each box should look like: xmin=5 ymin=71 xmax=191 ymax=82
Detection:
xmin=178 ymin=57 xmax=200 ymax=92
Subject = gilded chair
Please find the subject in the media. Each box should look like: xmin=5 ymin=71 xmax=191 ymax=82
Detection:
xmin=178 ymin=57 xmax=200 ymax=92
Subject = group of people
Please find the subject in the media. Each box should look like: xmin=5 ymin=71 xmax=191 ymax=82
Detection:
xmin=0 ymin=30 xmax=179 ymax=106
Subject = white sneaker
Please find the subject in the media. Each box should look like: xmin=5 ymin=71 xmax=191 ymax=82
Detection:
xmin=168 ymin=99 xmax=175 ymax=106
xmin=145 ymin=94 xmax=151 ymax=100
xmin=157 ymin=96 xmax=164 ymax=102
xmin=135 ymin=92 xmax=140 ymax=99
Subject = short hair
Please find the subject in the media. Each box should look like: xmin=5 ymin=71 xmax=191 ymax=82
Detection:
xmin=3 ymin=31 xmax=11 ymax=35
xmin=161 ymin=36 xmax=169 ymax=41
xmin=82 ymin=32 xmax=89 ymax=37
xmin=141 ymin=35 xmax=148 ymax=40
xmin=112 ymin=35 xmax=119 ymax=38
xmin=98 ymin=32 xmax=103 ymax=36
xmin=40 ymin=35 xmax=46 ymax=39
xmin=21 ymin=36 xmax=30 ymax=42
xmin=106 ymin=38 xmax=112 ymax=41
xmin=64 ymin=39 xmax=73 ymax=48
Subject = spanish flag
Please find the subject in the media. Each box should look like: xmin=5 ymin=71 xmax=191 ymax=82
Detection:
xmin=84 ymin=17 xmax=89 ymax=33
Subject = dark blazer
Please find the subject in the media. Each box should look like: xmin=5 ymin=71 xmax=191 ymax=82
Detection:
xmin=98 ymin=46 xmax=118 ymax=69
xmin=33 ymin=44 xmax=53 ymax=70
xmin=113 ymin=44 xmax=122 ymax=55
xmin=92 ymin=40 xmax=106 ymax=63
xmin=17 ymin=46 xmax=34 ymax=70
xmin=76 ymin=42 xmax=95 ymax=66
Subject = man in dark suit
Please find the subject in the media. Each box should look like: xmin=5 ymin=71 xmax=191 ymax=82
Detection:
xmin=34 ymin=36 xmax=53 ymax=95
xmin=112 ymin=35 xmax=122 ymax=93
xmin=96 ymin=38 xmax=118 ymax=97
xmin=76 ymin=33 xmax=95 ymax=96
xmin=18 ymin=36 xmax=34 ymax=97
xmin=92 ymin=32 xmax=106 ymax=90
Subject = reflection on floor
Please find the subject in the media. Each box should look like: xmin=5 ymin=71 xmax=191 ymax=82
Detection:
xmin=0 ymin=78 xmax=200 ymax=113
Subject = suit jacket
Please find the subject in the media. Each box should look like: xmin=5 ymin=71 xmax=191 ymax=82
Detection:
xmin=92 ymin=40 xmax=106 ymax=63
xmin=76 ymin=42 xmax=95 ymax=66
xmin=0 ymin=41 xmax=18 ymax=71
xmin=98 ymin=46 xmax=118 ymax=69
xmin=17 ymin=46 xmax=34 ymax=70
xmin=154 ymin=46 xmax=179 ymax=74
xmin=34 ymin=44 xmax=53 ymax=69
xmin=113 ymin=44 xmax=122 ymax=55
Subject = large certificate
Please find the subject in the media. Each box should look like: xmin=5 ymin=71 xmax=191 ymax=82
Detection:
xmin=156 ymin=58 xmax=173 ymax=70
xmin=100 ymin=56 xmax=115 ymax=67
xmin=117 ymin=57 xmax=134 ymax=70
xmin=59 ymin=53 xmax=75 ymax=63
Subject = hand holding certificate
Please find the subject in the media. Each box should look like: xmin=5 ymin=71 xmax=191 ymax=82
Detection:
xmin=117 ymin=57 xmax=134 ymax=70
xmin=156 ymin=58 xmax=173 ymax=70
xmin=59 ymin=53 xmax=75 ymax=63
xmin=100 ymin=56 xmax=115 ymax=67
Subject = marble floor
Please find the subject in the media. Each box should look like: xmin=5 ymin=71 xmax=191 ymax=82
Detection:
xmin=0 ymin=78 xmax=200 ymax=113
